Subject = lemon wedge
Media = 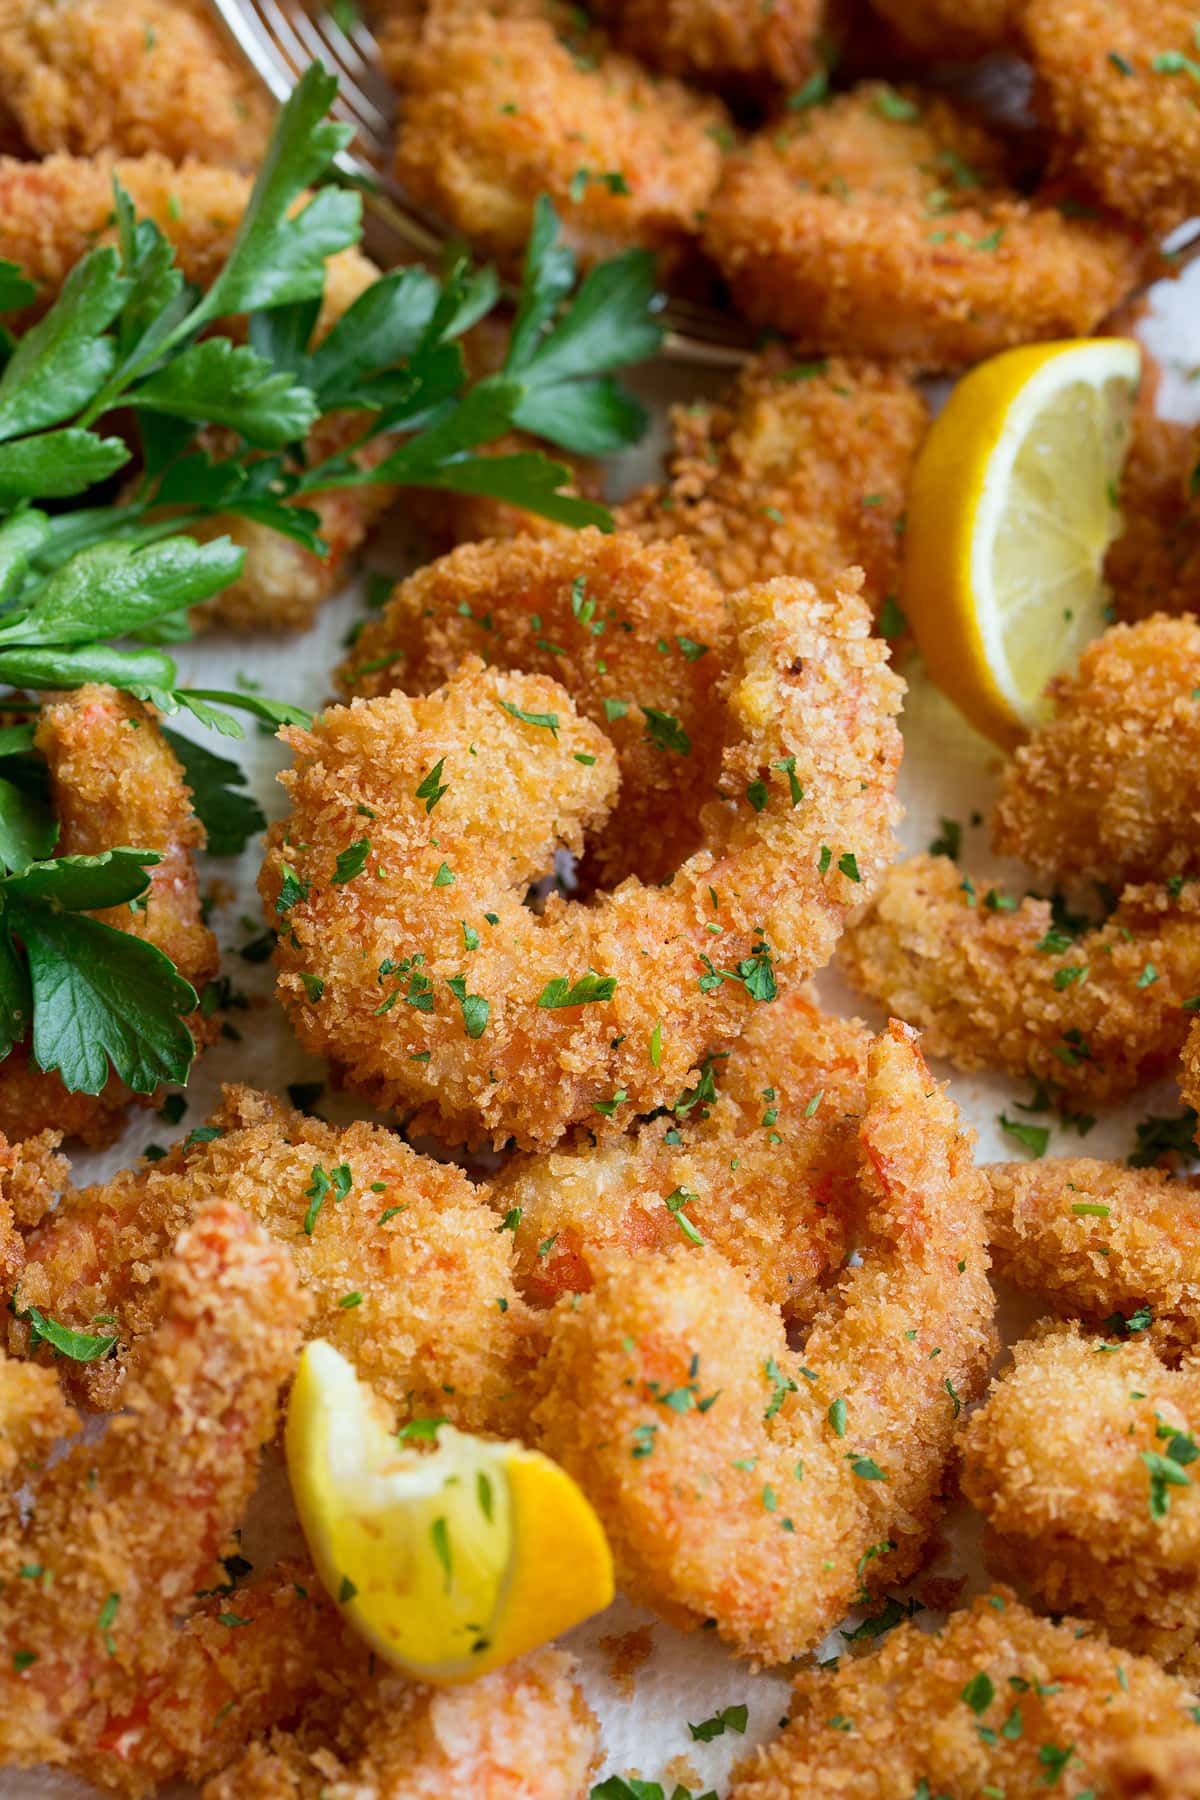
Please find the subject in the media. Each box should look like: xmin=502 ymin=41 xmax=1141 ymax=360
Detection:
xmin=285 ymin=1340 xmax=614 ymax=1683
xmin=902 ymin=337 xmax=1141 ymax=746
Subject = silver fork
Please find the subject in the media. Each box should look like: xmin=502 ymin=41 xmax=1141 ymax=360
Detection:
xmin=207 ymin=0 xmax=752 ymax=366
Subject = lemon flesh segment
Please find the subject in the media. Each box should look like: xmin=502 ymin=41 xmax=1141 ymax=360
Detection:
xmin=286 ymin=1340 xmax=614 ymax=1685
xmin=903 ymin=338 xmax=1141 ymax=747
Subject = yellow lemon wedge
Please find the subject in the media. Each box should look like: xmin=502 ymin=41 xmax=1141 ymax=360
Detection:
xmin=285 ymin=1339 xmax=614 ymax=1683
xmin=902 ymin=336 xmax=1141 ymax=746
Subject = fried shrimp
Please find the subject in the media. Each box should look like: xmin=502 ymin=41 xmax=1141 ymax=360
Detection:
xmin=962 ymin=1325 xmax=1200 ymax=1668
xmin=201 ymin=1646 xmax=600 ymax=1800
xmin=263 ymin=571 xmax=904 ymax=1151
xmin=0 ymin=0 xmax=272 ymax=167
xmin=533 ymin=1022 xmax=994 ymax=1663
xmin=0 ymin=153 xmax=386 ymax=633
xmin=702 ymin=83 xmax=1148 ymax=369
xmin=990 ymin=616 xmax=1200 ymax=886
xmin=1024 ymin=0 xmax=1200 ymax=236
xmin=726 ymin=1588 xmax=1200 ymax=1799
xmin=986 ymin=1157 xmax=1200 ymax=1354
xmin=1107 ymin=414 xmax=1200 ymax=625
xmin=0 ymin=1201 xmax=306 ymax=1775
xmin=864 ymin=0 xmax=1017 ymax=57
xmin=495 ymin=991 xmax=869 ymax=1323
xmin=337 ymin=529 xmax=732 ymax=888
xmin=839 ymin=853 xmax=1200 ymax=1106
xmin=588 ymin=0 xmax=829 ymax=92
xmin=380 ymin=0 xmax=730 ymax=276
xmin=615 ymin=348 xmax=928 ymax=616
xmin=12 ymin=1085 xmax=535 ymax=1432
xmin=0 ymin=686 xmax=218 ymax=1148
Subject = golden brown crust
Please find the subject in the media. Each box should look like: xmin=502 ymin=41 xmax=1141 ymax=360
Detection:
xmin=728 ymin=1589 xmax=1200 ymax=1798
xmin=1108 ymin=414 xmax=1200 ymax=625
xmin=616 ymin=347 xmax=928 ymax=614
xmin=265 ymin=572 xmax=904 ymax=1149
xmin=866 ymin=0 xmax=1017 ymax=56
xmin=590 ymin=0 xmax=829 ymax=90
xmin=990 ymin=616 xmax=1200 ymax=885
xmin=533 ymin=1022 xmax=994 ymax=1663
xmin=703 ymin=83 xmax=1149 ymax=369
xmin=0 ymin=0 xmax=272 ymax=167
xmin=839 ymin=852 xmax=1200 ymax=1106
xmin=337 ymin=529 xmax=733 ymax=887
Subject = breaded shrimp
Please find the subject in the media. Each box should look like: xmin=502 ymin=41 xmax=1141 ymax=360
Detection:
xmin=839 ymin=853 xmax=1200 ymax=1106
xmin=986 ymin=1157 xmax=1200 ymax=1354
xmin=0 ymin=0 xmax=272 ymax=167
xmin=0 ymin=153 xmax=387 ymax=633
xmin=616 ymin=348 xmax=928 ymax=616
xmin=0 ymin=1201 xmax=306 ymax=1774
xmin=381 ymin=0 xmax=730 ymax=276
xmin=0 ymin=686 xmax=219 ymax=1148
xmin=201 ymin=1646 xmax=599 ymax=1800
xmin=12 ymin=1085 xmax=536 ymax=1431
xmin=1108 ymin=415 xmax=1200 ymax=624
xmin=1024 ymin=0 xmax=1200 ymax=236
xmin=990 ymin=616 xmax=1200 ymax=886
xmin=533 ymin=1022 xmax=994 ymax=1663
xmin=337 ymin=529 xmax=733 ymax=888
xmin=727 ymin=1588 xmax=1200 ymax=1799
xmin=865 ymin=0 xmax=1017 ymax=58
xmin=263 ymin=571 xmax=904 ymax=1151
xmin=495 ymin=991 xmax=869 ymax=1323
xmin=589 ymin=0 xmax=829 ymax=92
xmin=962 ymin=1325 xmax=1200 ymax=1667
xmin=1184 ymin=1016 xmax=1200 ymax=1113
xmin=703 ymin=83 xmax=1149 ymax=369
xmin=0 ymin=1354 xmax=74 ymax=1512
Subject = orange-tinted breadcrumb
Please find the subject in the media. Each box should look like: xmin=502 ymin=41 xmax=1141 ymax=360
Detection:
xmin=0 ymin=0 xmax=272 ymax=167
xmin=589 ymin=0 xmax=830 ymax=91
xmin=990 ymin=616 xmax=1200 ymax=885
xmin=727 ymin=1589 xmax=1200 ymax=1799
xmin=986 ymin=1156 xmax=1200 ymax=1353
xmin=0 ymin=153 xmax=386 ymax=632
xmin=12 ymin=1085 xmax=536 ymax=1432
xmin=0 ymin=1202 xmax=307 ymax=1776
xmin=337 ymin=529 xmax=733 ymax=888
xmin=381 ymin=0 xmax=730 ymax=276
xmin=1107 ymin=414 xmax=1200 ymax=624
xmin=533 ymin=1023 xmax=994 ymax=1663
xmin=496 ymin=990 xmax=868 ymax=1324
xmin=839 ymin=853 xmax=1200 ymax=1105
xmin=0 ymin=686 xmax=218 ymax=1148
xmin=703 ymin=82 xmax=1149 ymax=369
xmin=1024 ymin=0 xmax=1200 ymax=235
xmin=201 ymin=1646 xmax=600 ymax=1800
xmin=866 ymin=0 xmax=1016 ymax=56
xmin=264 ymin=571 xmax=904 ymax=1150
xmin=616 ymin=347 xmax=928 ymax=615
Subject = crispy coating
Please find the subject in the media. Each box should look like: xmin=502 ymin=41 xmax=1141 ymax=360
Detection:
xmin=1108 ymin=414 xmax=1200 ymax=624
xmin=201 ymin=1646 xmax=599 ymax=1800
xmin=381 ymin=0 xmax=729 ymax=275
xmin=616 ymin=348 xmax=928 ymax=615
xmin=533 ymin=1022 xmax=994 ymax=1663
xmin=589 ymin=0 xmax=829 ymax=90
xmin=0 ymin=0 xmax=272 ymax=167
xmin=1184 ymin=1017 xmax=1200 ymax=1114
xmin=727 ymin=1588 xmax=1200 ymax=1799
xmin=337 ymin=529 xmax=733 ymax=888
xmin=12 ymin=1085 xmax=536 ymax=1432
xmin=264 ymin=571 xmax=904 ymax=1150
xmin=839 ymin=852 xmax=1200 ymax=1105
xmin=0 ymin=1201 xmax=307 ymax=1775
xmin=0 ymin=153 xmax=385 ymax=632
xmin=865 ymin=0 xmax=1016 ymax=56
xmin=1024 ymin=0 xmax=1200 ymax=236
xmin=702 ymin=83 xmax=1149 ymax=369
xmin=495 ymin=991 xmax=869 ymax=1324
xmin=0 ymin=686 xmax=218 ymax=1148
xmin=990 ymin=616 xmax=1200 ymax=885
xmin=0 ymin=1353 xmax=74 ymax=1517
xmin=962 ymin=1325 xmax=1200 ymax=1667
xmin=986 ymin=1157 xmax=1200 ymax=1354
